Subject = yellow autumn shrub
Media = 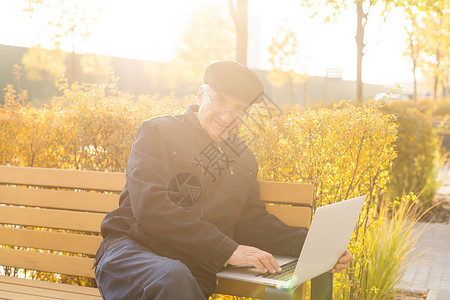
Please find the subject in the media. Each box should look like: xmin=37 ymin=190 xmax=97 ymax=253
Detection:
xmin=247 ymin=101 xmax=397 ymax=209
xmin=240 ymin=102 xmax=400 ymax=299
xmin=0 ymin=79 xmax=190 ymax=171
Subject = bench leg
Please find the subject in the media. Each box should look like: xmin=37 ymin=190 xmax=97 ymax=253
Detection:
xmin=310 ymin=272 xmax=333 ymax=300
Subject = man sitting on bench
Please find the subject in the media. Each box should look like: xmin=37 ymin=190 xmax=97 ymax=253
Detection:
xmin=93 ymin=60 xmax=353 ymax=299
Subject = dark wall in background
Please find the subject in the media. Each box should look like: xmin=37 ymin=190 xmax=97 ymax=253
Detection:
xmin=0 ymin=44 xmax=388 ymax=106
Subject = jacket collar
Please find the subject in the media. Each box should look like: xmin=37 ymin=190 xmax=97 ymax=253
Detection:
xmin=183 ymin=104 xmax=250 ymax=161
xmin=183 ymin=104 xmax=214 ymax=141
xmin=183 ymin=104 xmax=245 ymax=149
xmin=183 ymin=104 xmax=202 ymax=128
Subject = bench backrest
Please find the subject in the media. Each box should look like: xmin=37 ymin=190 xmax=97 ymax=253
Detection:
xmin=0 ymin=166 xmax=313 ymax=280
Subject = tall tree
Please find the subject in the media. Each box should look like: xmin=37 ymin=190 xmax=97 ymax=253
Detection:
xmin=267 ymin=25 xmax=307 ymax=104
xmin=229 ymin=0 xmax=248 ymax=65
xmin=404 ymin=13 xmax=421 ymax=102
xmin=419 ymin=5 xmax=449 ymax=99
xmin=24 ymin=0 xmax=98 ymax=82
xmin=400 ymin=0 xmax=448 ymax=100
xmin=21 ymin=46 xmax=67 ymax=101
xmin=80 ymin=54 xmax=113 ymax=83
xmin=308 ymin=0 xmax=395 ymax=104
xmin=176 ymin=3 xmax=235 ymax=82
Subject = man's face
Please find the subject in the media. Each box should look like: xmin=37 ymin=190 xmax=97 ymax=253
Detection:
xmin=197 ymin=86 xmax=249 ymax=142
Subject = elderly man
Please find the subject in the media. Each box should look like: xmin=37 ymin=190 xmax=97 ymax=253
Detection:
xmin=93 ymin=60 xmax=353 ymax=299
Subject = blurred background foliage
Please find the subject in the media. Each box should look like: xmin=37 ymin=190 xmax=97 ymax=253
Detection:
xmin=381 ymin=102 xmax=443 ymax=210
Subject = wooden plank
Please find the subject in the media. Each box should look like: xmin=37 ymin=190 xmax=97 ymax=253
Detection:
xmin=0 ymin=186 xmax=119 ymax=213
xmin=0 ymin=166 xmax=125 ymax=192
xmin=0 ymin=248 xmax=95 ymax=278
xmin=0 ymin=276 xmax=101 ymax=297
xmin=0 ymin=289 xmax=56 ymax=300
xmin=0 ymin=227 xmax=102 ymax=256
xmin=259 ymin=181 xmax=314 ymax=206
xmin=0 ymin=206 xmax=104 ymax=233
xmin=0 ymin=281 xmax=100 ymax=300
xmin=266 ymin=205 xmax=312 ymax=229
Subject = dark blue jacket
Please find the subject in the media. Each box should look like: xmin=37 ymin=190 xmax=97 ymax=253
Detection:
xmin=96 ymin=105 xmax=307 ymax=294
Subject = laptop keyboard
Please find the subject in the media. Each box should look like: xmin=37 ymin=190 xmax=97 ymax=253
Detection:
xmin=256 ymin=259 xmax=298 ymax=281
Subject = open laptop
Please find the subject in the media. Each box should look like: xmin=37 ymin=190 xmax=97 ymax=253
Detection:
xmin=217 ymin=195 xmax=366 ymax=289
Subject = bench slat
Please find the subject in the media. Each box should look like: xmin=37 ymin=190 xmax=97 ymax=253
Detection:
xmin=259 ymin=181 xmax=314 ymax=206
xmin=0 ymin=276 xmax=101 ymax=297
xmin=0 ymin=248 xmax=95 ymax=278
xmin=0 ymin=186 xmax=119 ymax=213
xmin=0 ymin=289 xmax=56 ymax=300
xmin=0 ymin=166 xmax=125 ymax=192
xmin=266 ymin=205 xmax=312 ymax=229
xmin=0 ymin=278 xmax=101 ymax=300
xmin=0 ymin=227 xmax=102 ymax=256
xmin=0 ymin=206 xmax=104 ymax=233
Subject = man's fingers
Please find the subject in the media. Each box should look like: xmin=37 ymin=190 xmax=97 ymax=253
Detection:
xmin=258 ymin=255 xmax=280 ymax=274
xmin=330 ymin=250 xmax=354 ymax=273
xmin=343 ymin=250 xmax=353 ymax=261
xmin=248 ymin=256 xmax=267 ymax=273
xmin=338 ymin=250 xmax=353 ymax=264
xmin=228 ymin=245 xmax=282 ymax=274
xmin=267 ymin=253 xmax=282 ymax=273
xmin=331 ymin=263 xmax=350 ymax=273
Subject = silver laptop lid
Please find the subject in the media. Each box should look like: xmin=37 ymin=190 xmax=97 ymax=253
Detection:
xmin=291 ymin=195 xmax=366 ymax=286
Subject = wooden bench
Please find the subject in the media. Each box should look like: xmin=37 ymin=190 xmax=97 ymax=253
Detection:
xmin=0 ymin=166 xmax=332 ymax=300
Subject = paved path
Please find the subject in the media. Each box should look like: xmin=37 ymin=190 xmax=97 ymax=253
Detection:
xmin=399 ymin=165 xmax=450 ymax=300
xmin=399 ymin=222 xmax=450 ymax=300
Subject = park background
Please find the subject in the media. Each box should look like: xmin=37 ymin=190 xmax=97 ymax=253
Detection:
xmin=0 ymin=0 xmax=449 ymax=299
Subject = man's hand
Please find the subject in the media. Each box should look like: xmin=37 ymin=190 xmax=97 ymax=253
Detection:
xmin=330 ymin=249 xmax=353 ymax=273
xmin=227 ymin=245 xmax=282 ymax=274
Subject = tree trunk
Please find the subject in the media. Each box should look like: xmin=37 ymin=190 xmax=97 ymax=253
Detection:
xmin=434 ymin=75 xmax=439 ymax=101
xmin=355 ymin=0 xmax=364 ymax=105
xmin=304 ymin=80 xmax=309 ymax=107
xmin=229 ymin=0 xmax=248 ymax=65
xmin=407 ymin=27 xmax=418 ymax=103
xmin=443 ymin=77 xmax=449 ymax=98
xmin=71 ymin=49 xmax=77 ymax=83
xmin=289 ymin=75 xmax=294 ymax=104
xmin=43 ymin=71 xmax=49 ymax=102
xmin=412 ymin=61 xmax=417 ymax=103
xmin=434 ymin=48 xmax=440 ymax=101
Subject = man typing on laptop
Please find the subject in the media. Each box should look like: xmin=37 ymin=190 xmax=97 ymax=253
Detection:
xmin=93 ymin=61 xmax=353 ymax=299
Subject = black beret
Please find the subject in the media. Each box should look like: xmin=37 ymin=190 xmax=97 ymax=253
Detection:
xmin=203 ymin=60 xmax=264 ymax=104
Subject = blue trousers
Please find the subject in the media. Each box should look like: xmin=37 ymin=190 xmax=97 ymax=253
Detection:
xmin=94 ymin=237 xmax=208 ymax=300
